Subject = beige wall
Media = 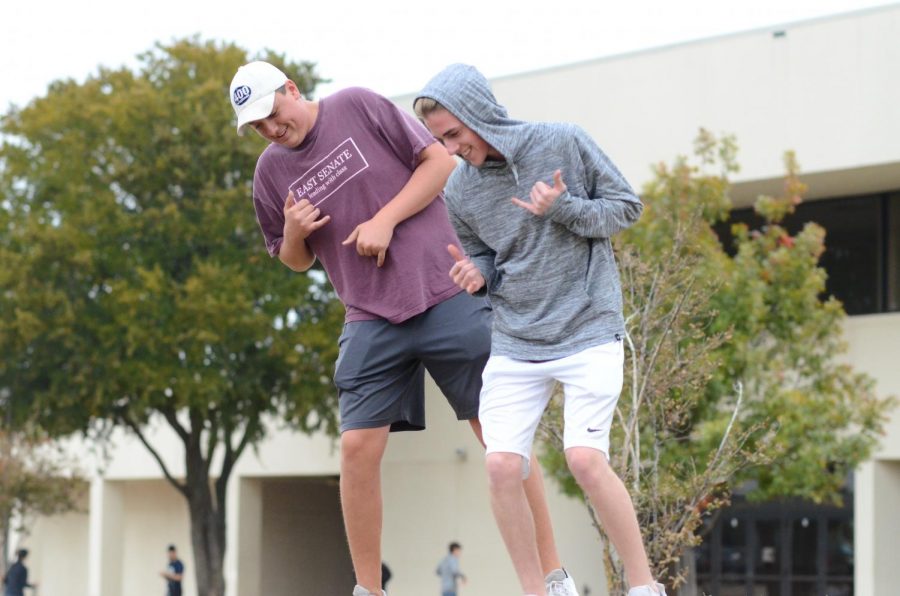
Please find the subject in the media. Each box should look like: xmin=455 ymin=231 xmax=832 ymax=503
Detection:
xmin=843 ymin=313 xmax=900 ymax=594
xmin=855 ymin=458 xmax=900 ymax=596
xmin=234 ymin=477 xmax=263 ymax=595
xmin=26 ymin=479 xmax=193 ymax=596
xmin=871 ymin=461 xmax=900 ymax=589
xmin=258 ymin=477 xmax=353 ymax=595
xmin=118 ymin=480 xmax=193 ymax=596
xmin=842 ymin=313 xmax=900 ymax=457
xmin=27 ymin=495 xmax=90 ymax=596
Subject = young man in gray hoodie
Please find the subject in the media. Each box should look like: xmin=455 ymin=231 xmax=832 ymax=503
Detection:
xmin=415 ymin=64 xmax=666 ymax=596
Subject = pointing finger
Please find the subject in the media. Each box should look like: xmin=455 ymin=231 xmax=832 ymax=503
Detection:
xmin=376 ymin=249 xmax=386 ymax=268
xmin=342 ymin=227 xmax=359 ymax=246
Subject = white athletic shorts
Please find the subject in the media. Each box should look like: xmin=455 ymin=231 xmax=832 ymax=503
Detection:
xmin=479 ymin=340 xmax=624 ymax=477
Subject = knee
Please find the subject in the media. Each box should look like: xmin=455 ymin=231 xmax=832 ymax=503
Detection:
xmin=485 ymin=452 xmax=525 ymax=490
xmin=565 ymin=447 xmax=608 ymax=488
xmin=341 ymin=430 xmax=384 ymax=468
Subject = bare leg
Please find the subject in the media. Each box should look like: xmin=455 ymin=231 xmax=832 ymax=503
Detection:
xmin=341 ymin=426 xmax=391 ymax=594
xmin=486 ymin=451 xmax=547 ymax=595
xmin=468 ymin=419 xmax=562 ymax=575
xmin=523 ymin=456 xmax=563 ymax=575
xmin=566 ymin=447 xmax=654 ymax=589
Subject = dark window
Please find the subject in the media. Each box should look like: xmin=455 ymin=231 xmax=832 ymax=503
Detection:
xmin=695 ymin=493 xmax=853 ymax=596
xmin=826 ymin=519 xmax=854 ymax=576
xmin=792 ymin=517 xmax=818 ymax=575
xmin=722 ymin=516 xmax=748 ymax=575
xmin=717 ymin=191 xmax=900 ymax=315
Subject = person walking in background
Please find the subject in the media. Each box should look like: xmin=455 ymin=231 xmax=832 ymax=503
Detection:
xmin=3 ymin=549 xmax=36 ymax=596
xmin=159 ymin=544 xmax=184 ymax=596
xmin=436 ymin=542 xmax=466 ymax=596
xmin=415 ymin=64 xmax=666 ymax=596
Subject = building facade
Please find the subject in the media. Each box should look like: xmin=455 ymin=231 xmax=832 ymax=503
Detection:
xmin=20 ymin=5 xmax=900 ymax=595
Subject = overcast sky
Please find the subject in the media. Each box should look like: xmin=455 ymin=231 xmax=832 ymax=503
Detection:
xmin=1 ymin=0 xmax=894 ymax=111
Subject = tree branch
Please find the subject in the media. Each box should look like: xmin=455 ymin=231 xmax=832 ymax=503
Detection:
xmin=160 ymin=405 xmax=190 ymax=444
xmin=120 ymin=414 xmax=188 ymax=497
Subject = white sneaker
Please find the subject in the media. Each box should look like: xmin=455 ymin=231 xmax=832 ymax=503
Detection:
xmin=545 ymin=568 xmax=579 ymax=596
xmin=627 ymin=583 xmax=667 ymax=596
xmin=351 ymin=586 xmax=386 ymax=596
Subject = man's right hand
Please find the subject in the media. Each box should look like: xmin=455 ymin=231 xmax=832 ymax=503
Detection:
xmin=283 ymin=192 xmax=330 ymax=241
xmin=448 ymin=245 xmax=485 ymax=294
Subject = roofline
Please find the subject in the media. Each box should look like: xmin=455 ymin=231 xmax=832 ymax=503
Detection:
xmin=397 ymin=2 xmax=900 ymax=96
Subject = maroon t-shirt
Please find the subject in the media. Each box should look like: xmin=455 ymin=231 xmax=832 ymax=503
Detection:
xmin=253 ymin=87 xmax=462 ymax=323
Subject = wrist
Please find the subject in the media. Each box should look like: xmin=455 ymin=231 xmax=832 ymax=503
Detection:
xmin=284 ymin=225 xmax=310 ymax=244
xmin=372 ymin=208 xmax=400 ymax=228
xmin=545 ymin=191 xmax=570 ymax=220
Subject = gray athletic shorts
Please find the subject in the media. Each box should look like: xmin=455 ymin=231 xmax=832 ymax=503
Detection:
xmin=334 ymin=291 xmax=492 ymax=433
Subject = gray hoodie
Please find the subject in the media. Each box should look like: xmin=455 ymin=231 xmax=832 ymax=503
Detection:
xmin=417 ymin=64 xmax=642 ymax=360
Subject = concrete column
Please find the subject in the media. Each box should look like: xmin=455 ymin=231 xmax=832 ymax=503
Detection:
xmin=872 ymin=460 xmax=900 ymax=592
xmin=87 ymin=478 xmax=124 ymax=596
xmin=230 ymin=477 xmax=263 ymax=596
xmin=854 ymin=461 xmax=875 ymax=596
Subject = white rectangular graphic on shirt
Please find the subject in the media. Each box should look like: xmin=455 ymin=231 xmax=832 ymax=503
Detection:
xmin=288 ymin=138 xmax=370 ymax=207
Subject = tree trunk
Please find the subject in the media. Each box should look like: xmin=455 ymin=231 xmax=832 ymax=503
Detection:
xmin=186 ymin=488 xmax=226 ymax=596
xmin=183 ymin=438 xmax=228 ymax=596
xmin=134 ymin=410 xmax=250 ymax=596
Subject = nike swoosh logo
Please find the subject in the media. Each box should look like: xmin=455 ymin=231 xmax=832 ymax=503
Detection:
xmin=587 ymin=427 xmax=604 ymax=433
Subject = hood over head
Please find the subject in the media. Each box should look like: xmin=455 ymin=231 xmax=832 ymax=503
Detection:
xmin=416 ymin=64 xmax=529 ymax=163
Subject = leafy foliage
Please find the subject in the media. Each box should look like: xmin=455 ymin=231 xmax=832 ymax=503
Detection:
xmin=0 ymin=38 xmax=340 ymax=595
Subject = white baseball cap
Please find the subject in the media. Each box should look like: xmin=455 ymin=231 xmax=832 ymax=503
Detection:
xmin=230 ymin=61 xmax=288 ymax=135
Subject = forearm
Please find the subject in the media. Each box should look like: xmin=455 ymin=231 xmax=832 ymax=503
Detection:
xmin=374 ymin=143 xmax=456 ymax=227
xmin=278 ymin=235 xmax=317 ymax=271
xmin=546 ymin=126 xmax=643 ymax=237
xmin=547 ymin=190 xmax=643 ymax=238
xmin=468 ymin=254 xmax=495 ymax=294
xmin=449 ymin=210 xmax=496 ymax=291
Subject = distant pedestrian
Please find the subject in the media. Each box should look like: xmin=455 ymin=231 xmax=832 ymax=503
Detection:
xmin=159 ymin=544 xmax=184 ymax=596
xmin=3 ymin=549 xmax=37 ymax=596
xmin=435 ymin=542 xmax=466 ymax=596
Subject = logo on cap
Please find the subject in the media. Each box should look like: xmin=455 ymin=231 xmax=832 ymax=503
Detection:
xmin=233 ymin=85 xmax=252 ymax=106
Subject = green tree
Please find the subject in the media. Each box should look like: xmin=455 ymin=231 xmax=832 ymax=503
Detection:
xmin=0 ymin=38 xmax=342 ymax=595
xmin=539 ymin=131 xmax=894 ymax=594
